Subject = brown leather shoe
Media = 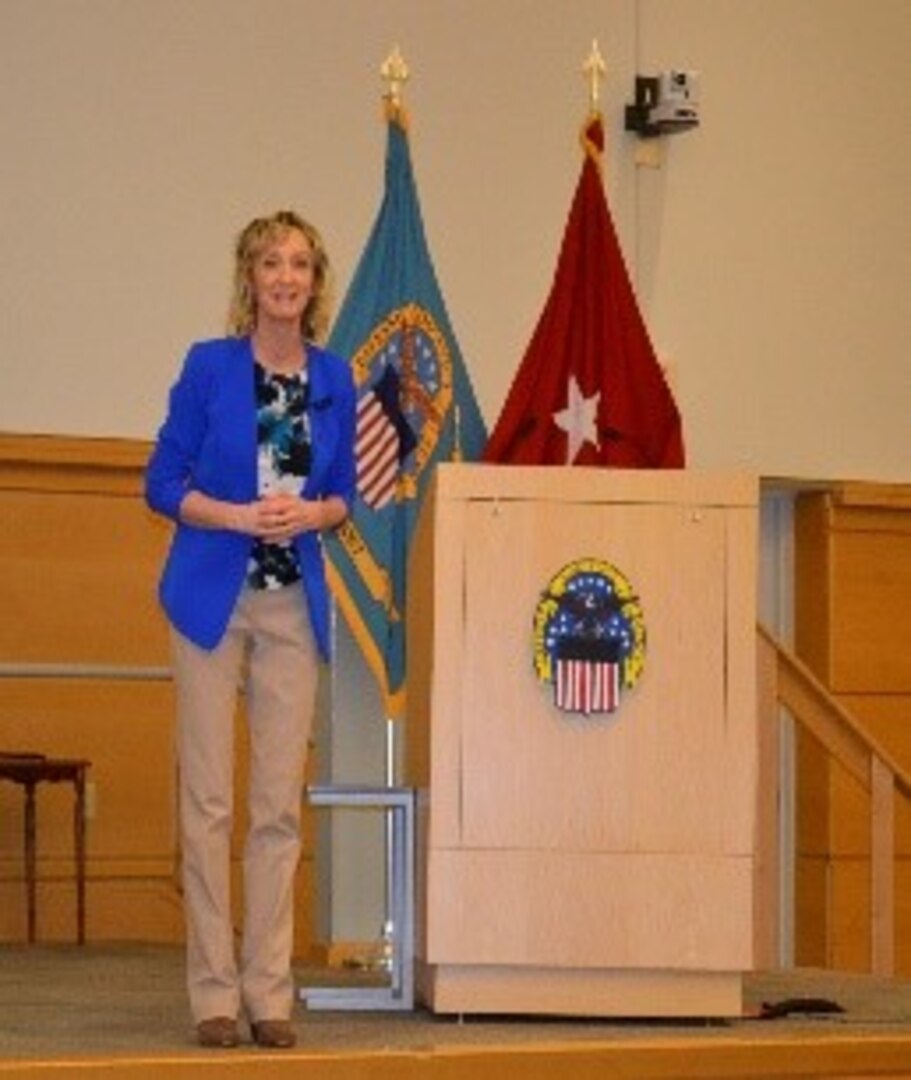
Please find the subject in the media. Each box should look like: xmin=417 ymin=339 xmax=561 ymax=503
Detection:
xmin=250 ymin=1019 xmax=296 ymax=1049
xmin=196 ymin=1016 xmax=239 ymax=1048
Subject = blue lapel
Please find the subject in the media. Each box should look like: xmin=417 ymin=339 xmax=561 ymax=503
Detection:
xmin=218 ymin=337 xmax=259 ymax=500
xmin=304 ymin=347 xmax=339 ymax=498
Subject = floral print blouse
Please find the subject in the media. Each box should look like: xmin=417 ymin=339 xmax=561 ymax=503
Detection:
xmin=246 ymin=362 xmax=312 ymax=590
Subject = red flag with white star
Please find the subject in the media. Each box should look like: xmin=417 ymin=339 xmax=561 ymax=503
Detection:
xmin=483 ymin=116 xmax=685 ymax=467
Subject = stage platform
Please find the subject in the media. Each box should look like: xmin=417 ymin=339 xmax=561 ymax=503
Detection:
xmin=2 ymin=944 xmax=911 ymax=1079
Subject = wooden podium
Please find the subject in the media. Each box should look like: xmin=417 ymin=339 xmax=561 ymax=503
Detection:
xmin=405 ymin=465 xmax=758 ymax=1017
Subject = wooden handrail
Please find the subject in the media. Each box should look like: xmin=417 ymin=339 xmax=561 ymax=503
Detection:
xmin=757 ymin=623 xmax=911 ymax=799
xmin=757 ymin=623 xmax=908 ymax=976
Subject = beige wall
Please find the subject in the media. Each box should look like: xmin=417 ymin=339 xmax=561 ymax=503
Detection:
xmin=2 ymin=0 xmax=909 ymax=481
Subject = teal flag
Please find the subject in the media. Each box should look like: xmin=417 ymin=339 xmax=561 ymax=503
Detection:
xmin=325 ymin=104 xmax=486 ymax=719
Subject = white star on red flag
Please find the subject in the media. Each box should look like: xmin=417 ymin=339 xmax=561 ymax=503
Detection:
xmin=554 ymin=376 xmax=600 ymax=463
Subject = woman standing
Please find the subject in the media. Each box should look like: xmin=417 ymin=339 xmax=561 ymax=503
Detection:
xmin=146 ymin=210 xmax=356 ymax=1049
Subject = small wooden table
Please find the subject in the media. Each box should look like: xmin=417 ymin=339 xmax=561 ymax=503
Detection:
xmin=0 ymin=754 xmax=90 ymax=944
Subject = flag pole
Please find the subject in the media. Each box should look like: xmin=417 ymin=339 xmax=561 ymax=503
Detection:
xmin=582 ymin=38 xmax=606 ymax=117
xmin=379 ymin=713 xmax=396 ymax=972
xmin=378 ymin=44 xmax=409 ymax=974
xmin=327 ymin=39 xmax=487 ymax=973
xmin=380 ymin=43 xmax=409 ymax=123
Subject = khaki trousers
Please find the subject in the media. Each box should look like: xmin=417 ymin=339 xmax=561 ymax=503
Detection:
xmin=170 ymin=585 xmax=318 ymax=1023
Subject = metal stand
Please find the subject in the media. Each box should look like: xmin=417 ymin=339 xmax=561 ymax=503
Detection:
xmin=300 ymin=784 xmax=415 ymax=1011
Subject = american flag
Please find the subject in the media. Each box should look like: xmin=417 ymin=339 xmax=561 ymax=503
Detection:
xmin=553 ymin=639 xmax=622 ymax=715
xmin=555 ymin=658 xmax=620 ymax=715
xmin=356 ymin=390 xmax=398 ymax=508
xmin=355 ymin=364 xmax=415 ymax=510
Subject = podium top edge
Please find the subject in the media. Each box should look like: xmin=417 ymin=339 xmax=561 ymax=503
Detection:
xmin=431 ymin=464 xmax=758 ymax=507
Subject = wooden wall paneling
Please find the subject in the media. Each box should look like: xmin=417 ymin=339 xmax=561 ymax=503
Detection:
xmin=793 ymin=724 xmax=832 ymax=967
xmin=828 ymin=858 xmax=872 ymax=971
xmin=794 ymin=483 xmax=911 ymax=975
xmin=793 ymin=493 xmax=835 ymax=966
xmin=896 ymin=860 xmax=911 ymax=973
xmin=848 ymin=696 xmax=911 ymax=855
xmin=0 ymin=489 xmax=171 ymax=666
xmin=0 ymin=679 xmax=179 ymax=942
xmin=827 ymin=763 xmax=871 ymax=856
xmin=829 ymin=516 xmax=911 ymax=692
xmin=0 ymin=435 xmax=315 ymax=954
xmin=794 ymin=494 xmax=834 ymax=680
xmin=793 ymin=852 xmax=829 ymax=967
xmin=836 ymin=483 xmax=911 ymax=513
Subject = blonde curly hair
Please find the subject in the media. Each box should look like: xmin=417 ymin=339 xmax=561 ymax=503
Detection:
xmin=226 ymin=210 xmax=333 ymax=342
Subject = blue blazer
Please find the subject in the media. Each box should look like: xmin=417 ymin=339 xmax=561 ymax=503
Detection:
xmin=145 ymin=336 xmax=356 ymax=659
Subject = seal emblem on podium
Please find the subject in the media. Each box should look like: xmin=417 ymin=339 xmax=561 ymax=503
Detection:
xmin=533 ymin=557 xmax=646 ymax=717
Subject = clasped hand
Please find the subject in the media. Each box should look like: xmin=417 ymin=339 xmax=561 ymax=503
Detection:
xmin=242 ymin=493 xmax=324 ymax=541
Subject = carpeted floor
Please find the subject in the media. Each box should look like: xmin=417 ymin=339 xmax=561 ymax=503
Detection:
xmin=2 ymin=944 xmax=911 ymax=1061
